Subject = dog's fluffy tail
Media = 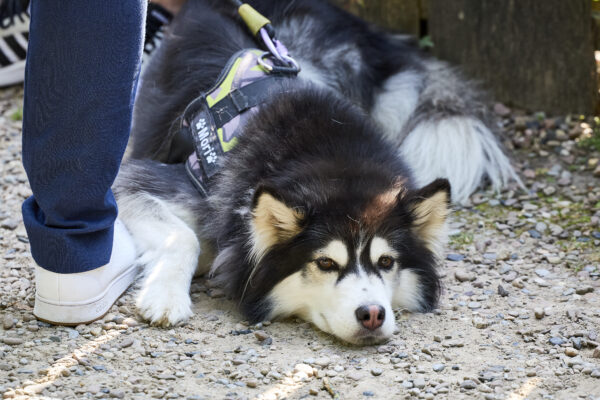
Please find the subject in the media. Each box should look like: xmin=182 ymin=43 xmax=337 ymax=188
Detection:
xmin=395 ymin=59 xmax=522 ymax=204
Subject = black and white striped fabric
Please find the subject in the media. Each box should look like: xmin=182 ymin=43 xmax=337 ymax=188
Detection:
xmin=0 ymin=2 xmax=172 ymax=87
xmin=0 ymin=4 xmax=29 ymax=87
xmin=0 ymin=26 xmax=28 ymax=66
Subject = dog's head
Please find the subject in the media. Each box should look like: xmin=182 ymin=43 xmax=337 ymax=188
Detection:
xmin=233 ymin=177 xmax=450 ymax=345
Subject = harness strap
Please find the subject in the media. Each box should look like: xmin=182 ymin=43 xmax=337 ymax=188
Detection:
xmin=210 ymin=76 xmax=287 ymax=129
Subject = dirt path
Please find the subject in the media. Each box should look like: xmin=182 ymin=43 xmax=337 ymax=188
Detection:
xmin=1 ymin=87 xmax=599 ymax=400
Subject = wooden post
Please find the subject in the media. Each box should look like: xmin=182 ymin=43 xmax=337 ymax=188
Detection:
xmin=332 ymin=0 xmax=423 ymax=36
xmin=429 ymin=0 xmax=598 ymax=115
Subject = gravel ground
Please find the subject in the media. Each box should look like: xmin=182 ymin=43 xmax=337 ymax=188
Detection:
xmin=1 ymin=86 xmax=600 ymax=400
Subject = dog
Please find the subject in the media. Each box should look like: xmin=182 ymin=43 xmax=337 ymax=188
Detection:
xmin=113 ymin=0 xmax=519 ymax=344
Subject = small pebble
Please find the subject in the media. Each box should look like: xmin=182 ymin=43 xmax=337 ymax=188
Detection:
xmin=460 ymin=380 xmax=477 ymax=389
xmin=413 ymin=377 xmax=426 ymax=389
xmin=549 ymin=337 xmax=565 ymax=346
xmin=497 ymin=285 xmax=509 ymax=297
xmin=432 ymin=363 xmax=445 ymax=372
xmin=254 ymin=330 xmax=270 ymax=341
xmin=455 ymin=270 xmax=475 ymax=282
xmin=534 ymin=308 xmax=545 ymax=319
xmin=2 ymin=314 xmax=14 ymax=330
xmin=564 ymin=347 xmax=578 ymax=357
xmin=446 ymin=253 xmax=465 ymax=262
xmin=2 ymin=337 xmax=23 ymax=345
xmin=575 ymin=286 xmax=594 ymax=295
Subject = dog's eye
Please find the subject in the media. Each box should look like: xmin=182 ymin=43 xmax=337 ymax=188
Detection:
xmin=377 ymin=256 xmax=394 ymax=269
xmin=316 ymin=257 xmax=337 ymax=270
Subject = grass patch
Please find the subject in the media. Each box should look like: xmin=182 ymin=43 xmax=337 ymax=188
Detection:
xmin=450 ymin=232 xmax=474 ymax=247
xmin=10 ymin=107 xmax=22 ymax=121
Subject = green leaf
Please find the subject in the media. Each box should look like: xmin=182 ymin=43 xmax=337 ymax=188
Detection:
xmin=419 ymin=35 xmax=434 ymax=49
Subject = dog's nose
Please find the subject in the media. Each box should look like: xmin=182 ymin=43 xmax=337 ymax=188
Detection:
xmin=355 ymin=305 xmax=385 ymax=330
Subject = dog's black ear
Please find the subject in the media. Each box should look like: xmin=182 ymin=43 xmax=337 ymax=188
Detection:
xmin=250 ymin=186 xmax=305 ymax=261
xmin=408 ymin=178 xmax=451 ymax=253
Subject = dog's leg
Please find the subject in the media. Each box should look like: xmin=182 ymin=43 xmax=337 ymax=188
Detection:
xmin=113 ymin=161 xmax=207 ymax=326
xmin=371 ymin=59 xmax=521 ymax=204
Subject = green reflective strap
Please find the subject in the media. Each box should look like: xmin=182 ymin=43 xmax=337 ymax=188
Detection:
xmin=238 ymin=3 xmax=270 ymax=36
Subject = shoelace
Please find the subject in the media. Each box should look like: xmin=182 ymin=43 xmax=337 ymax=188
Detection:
xmin=0 ymin=0 xmax=29 ymax=29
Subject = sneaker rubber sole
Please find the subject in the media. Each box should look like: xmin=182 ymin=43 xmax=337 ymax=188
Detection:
xmin=33 ymin=263 xmax=139 ymax=326
xmin=0 ymin=59 xmax=24 ymax=87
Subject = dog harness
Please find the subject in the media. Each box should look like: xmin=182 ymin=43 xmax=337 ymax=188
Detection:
xmin=181 ymin=3 xmax=300 ymax=196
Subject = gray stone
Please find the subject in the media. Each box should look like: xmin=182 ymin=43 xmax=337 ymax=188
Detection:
xmin=2 ymin=314 xmax=14 ymax=330
xmin=67 ymin=329 xmax=79 ymax=339
xmin=446 ymin=253 xmax=465 ymax=262
xmin=497 ymin=285 xmax=509 ymax=297
xmin=246 ymin=380 xmax=258 ymax=388
xmin=123 ymin=318 xmax=138 ymax=327
xmin=314 ymin=357 xmax=331 ymax=367
xmin=119 ymin=337 xmax=134 ymax=348
xmin=0 ymin=219 xmax=18 ymax=230
xmin=503 ymin=271 xmax=518 ymax=282
xmin=455 ymin=270 xmax=476 ymax=282
xmin=2 ymin=337 xmax=23 ymax=345
xmin=549 ymin=224 xmax=563 ymax=235
xmin=110 ymin=390 xmax=126 ymax=399
xmin=534 ymin=308 xmax=545 ymax=319
xmin=370 ymin=368 xmax=383 ymax=376
xmin=473 ymin=318 xmax=490 ymax=329
xmin=535 ymin=222 xmax=547 ymax=233
xmin=346 ymin=371 xmax=362 ymax=381
xmin=413 ymin=377 xmax=426 ymax=389
xmin=535 ymin=268 xmax=550 ymax=278
xmin=460 ymin=380 xmax=477 ymax=389
xmin=549 ymin=337 xmax=565 ymax=346
xmin=575 ymin=286 xmax=594 ymax=295
xmin=156 ymin=373 xmax=177 ymax=380
xmin=253 ymin=330 xmax=270 ymax=341
xmin=432 ymin=363 xmax=445 ymax=372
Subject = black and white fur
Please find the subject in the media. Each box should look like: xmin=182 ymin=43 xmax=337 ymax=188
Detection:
xmin=114 ymin=0 xmax=518 ymax=344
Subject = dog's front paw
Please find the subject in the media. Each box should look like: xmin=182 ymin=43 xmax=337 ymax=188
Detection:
xmin=136 ymin=284 xmax=193 ymax=327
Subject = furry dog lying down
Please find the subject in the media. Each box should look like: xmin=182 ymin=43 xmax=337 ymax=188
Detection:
xmin=114 ymin=0 xmax=519 ymax=344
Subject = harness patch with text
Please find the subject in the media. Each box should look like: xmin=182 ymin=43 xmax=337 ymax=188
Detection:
xmin=184 ymin=49 xmax=295 ymax=196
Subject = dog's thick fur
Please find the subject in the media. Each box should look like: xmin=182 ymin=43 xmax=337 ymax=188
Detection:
xmin=114 ymin=0 xmax=518 ymax=344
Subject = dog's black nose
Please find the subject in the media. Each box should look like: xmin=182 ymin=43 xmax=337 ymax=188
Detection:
xmin=355 ymin=305 xmax=385 ymax=330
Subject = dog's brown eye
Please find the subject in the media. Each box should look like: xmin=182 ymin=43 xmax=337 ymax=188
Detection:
xmin=377 ymin=256 xmax=394 ymax=269
xmin=316 ymin=257 xmax=337 ymax=270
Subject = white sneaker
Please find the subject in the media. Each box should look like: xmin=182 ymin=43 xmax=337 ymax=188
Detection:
xmin=33 ymin=219 xmax=138 ymax=325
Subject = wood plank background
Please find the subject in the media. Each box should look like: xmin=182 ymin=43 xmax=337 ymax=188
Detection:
xmin=333 ymin=0 xmax=598 ymax=115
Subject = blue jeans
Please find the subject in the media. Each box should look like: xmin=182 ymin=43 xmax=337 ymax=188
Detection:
xmin=21 ymin=1 xmax=145 ymax=273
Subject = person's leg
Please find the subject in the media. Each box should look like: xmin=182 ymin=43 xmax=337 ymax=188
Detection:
xmin=22 ymin=1 xmax=145 ymax=323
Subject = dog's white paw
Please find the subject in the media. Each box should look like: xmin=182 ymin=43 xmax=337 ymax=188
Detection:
xmin=136 ymin=283 xmax=193 ymax=327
